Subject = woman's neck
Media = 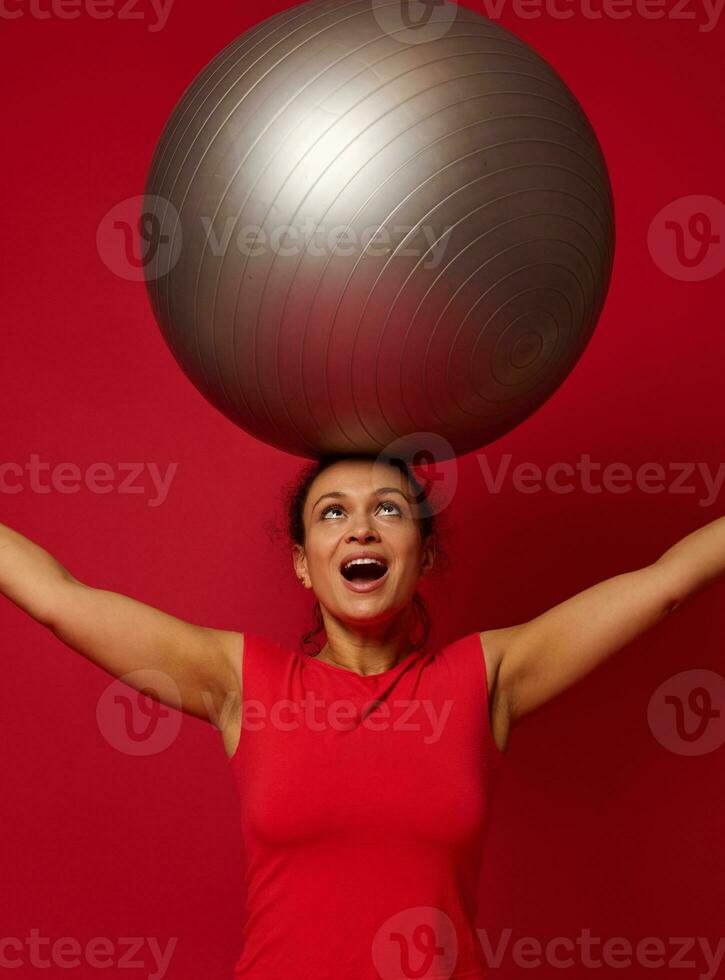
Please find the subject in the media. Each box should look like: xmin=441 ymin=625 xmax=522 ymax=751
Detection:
xmin=315 ymin=611 xmax=415 ymax=675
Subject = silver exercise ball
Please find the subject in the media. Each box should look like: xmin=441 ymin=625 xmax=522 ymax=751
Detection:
xmin=143 ymin=0 xmax=615 ymax=461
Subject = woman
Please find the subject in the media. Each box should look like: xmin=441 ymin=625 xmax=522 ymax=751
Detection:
xmin=2 ymin=451 xmax=724 ymax=979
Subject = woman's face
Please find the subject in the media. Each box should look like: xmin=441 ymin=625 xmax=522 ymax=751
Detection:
xmin=293 ymin=459 xmax=436 ymax=627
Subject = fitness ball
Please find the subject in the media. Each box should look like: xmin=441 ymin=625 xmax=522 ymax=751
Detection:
xmin=143 ymin=0 xmax=615 ymax=461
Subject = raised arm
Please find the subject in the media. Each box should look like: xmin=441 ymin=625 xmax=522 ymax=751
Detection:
xmin=0 ymin=522 xmax=242 ymax=731
xmin=488 ymin=514 xmax=725 ymax=724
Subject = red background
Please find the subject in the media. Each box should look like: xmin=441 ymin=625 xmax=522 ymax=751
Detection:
xmin=2 ymin=1 xmax=725 ymax=977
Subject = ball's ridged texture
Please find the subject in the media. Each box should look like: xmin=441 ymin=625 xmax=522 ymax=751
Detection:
xmin=144 ymin=0 xmax=615 ymax=461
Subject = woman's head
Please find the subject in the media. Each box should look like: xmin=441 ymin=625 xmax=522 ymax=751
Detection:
xmin=285 ymin=453 xmax=442 ymax=654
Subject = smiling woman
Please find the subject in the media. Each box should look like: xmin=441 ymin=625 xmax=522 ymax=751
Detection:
xmin=214 ymin=452 xmax=521 ymax=979
xmin=283 ymin=452 xmax=447 ymax=660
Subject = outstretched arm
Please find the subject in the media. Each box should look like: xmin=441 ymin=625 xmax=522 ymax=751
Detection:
xmin=492 ymin=515 xmax=725 ymax=723
xmin=0 ymin=522 xmax=242 ymax=730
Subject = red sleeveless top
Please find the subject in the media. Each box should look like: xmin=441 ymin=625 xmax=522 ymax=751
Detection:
xmin=227 ymin=631 xmax=504 ymax=980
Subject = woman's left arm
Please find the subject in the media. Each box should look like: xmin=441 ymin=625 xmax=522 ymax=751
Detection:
xmin=494 ymin=515 xmax=725 ymax=723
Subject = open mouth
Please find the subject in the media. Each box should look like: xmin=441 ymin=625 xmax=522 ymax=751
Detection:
xmin=340 ymin=557 xmax=388 ymax=584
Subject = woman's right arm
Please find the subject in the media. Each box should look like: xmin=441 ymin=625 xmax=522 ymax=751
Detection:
xmin=0 ymin=522 xmax=242 ymax=731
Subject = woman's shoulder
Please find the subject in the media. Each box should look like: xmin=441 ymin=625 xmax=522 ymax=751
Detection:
xmin=439 ymin=629 xmax=508 ymax=694
xmin=235 ymin=631 xmax=300 ymax=668
xmin=442 ymin=629 xmax=512 ymax=756
xmin=219 ymin=631 xmax=295 ymax=686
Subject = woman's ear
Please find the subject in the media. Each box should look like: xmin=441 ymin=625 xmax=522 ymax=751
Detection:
xmin=292 ymin=544 xmax=311 ymax=589
xmin=420 ymin=534 xmax=437 ymax=577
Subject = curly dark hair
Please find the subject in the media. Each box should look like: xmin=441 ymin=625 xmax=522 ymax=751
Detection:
xmin=282 ymin=452 xmax=448 ymax=656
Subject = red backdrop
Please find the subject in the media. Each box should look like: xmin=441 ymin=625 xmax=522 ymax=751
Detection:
xmin=2 ymin=1 xmax=725 ymax=977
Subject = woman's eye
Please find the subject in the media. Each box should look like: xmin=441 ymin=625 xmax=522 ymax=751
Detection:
xmin=320 ymin=501 xmax=401 ymax=519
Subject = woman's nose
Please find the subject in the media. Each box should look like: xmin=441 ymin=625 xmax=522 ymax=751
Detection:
xmin=346 ymin=525 xmax=379 ymax=542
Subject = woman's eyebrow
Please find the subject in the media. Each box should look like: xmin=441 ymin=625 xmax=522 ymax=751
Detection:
xmin=311 ymin=487 xmax=410 ymax=513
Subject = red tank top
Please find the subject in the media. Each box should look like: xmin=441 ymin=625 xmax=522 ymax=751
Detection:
xmin=227 ymin=631 xmax=504 ymax=980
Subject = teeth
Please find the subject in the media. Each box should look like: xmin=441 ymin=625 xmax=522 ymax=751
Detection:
xmin=344 ymin=558 xmax=385 ymax=569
